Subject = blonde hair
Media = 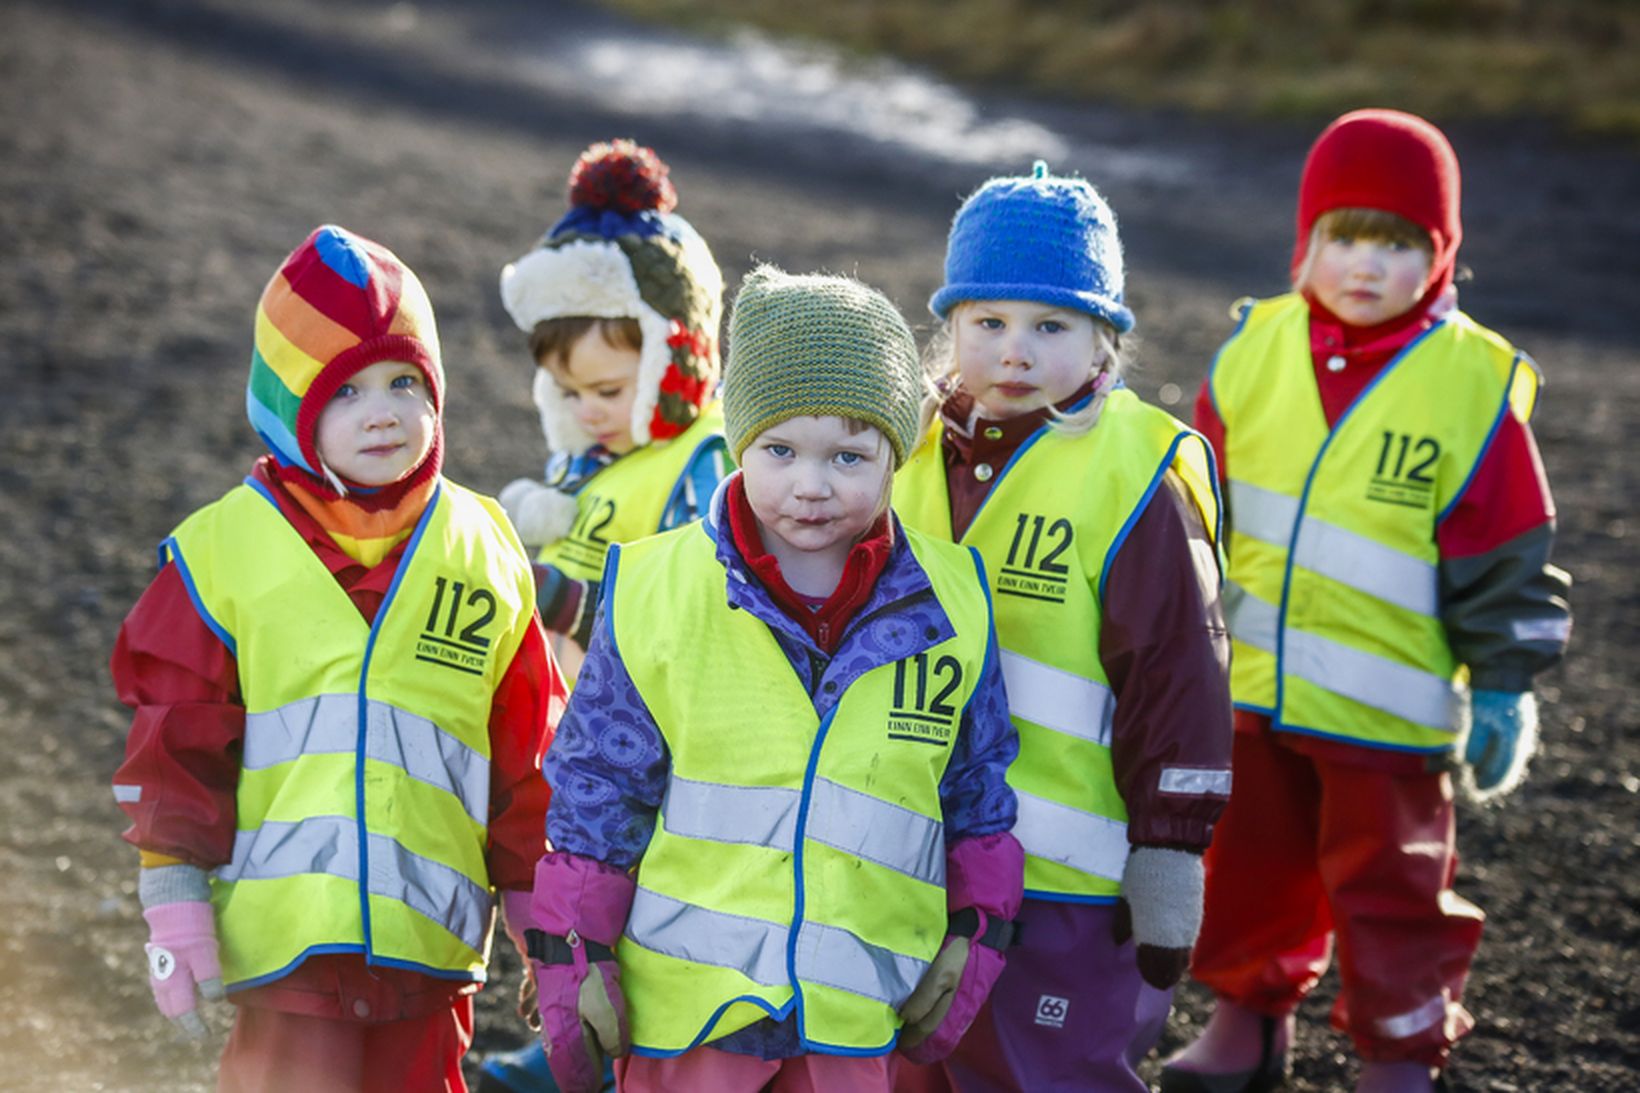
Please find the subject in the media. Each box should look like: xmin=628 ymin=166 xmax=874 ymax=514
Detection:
xmin=1293 ymin=207 xmax=1435 ymax=293
xmin=919 ymin=303 xmax=1127 ymax=438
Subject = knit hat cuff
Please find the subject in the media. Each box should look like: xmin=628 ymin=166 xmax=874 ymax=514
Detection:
xmin=931 ymin=282 xmax=1135 ymax=333
xmin=732 ymin=404 xmax=910 ymax=467
xmin=293 ymin=332 xmax=441 ymax=473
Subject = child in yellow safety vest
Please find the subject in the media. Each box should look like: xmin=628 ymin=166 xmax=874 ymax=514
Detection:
xmin=483 ymin=138 xmax=731 ymax=1093
xmin=496 ymin=139 xmax=731 ymax=682
xmin=110 ymin=225 xmax=565 ymax=1088
xmin=1161 ymin=110 xmax=1573 ymax=1093
xmin=891 ymin=163 xmax=1234 ymax=1092
xmin=511 ymin=267 xmax=1025 ymax=1093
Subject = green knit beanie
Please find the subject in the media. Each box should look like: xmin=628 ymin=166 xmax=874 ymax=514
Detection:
xmin=724 ymin=266 xmax=923 ymax=465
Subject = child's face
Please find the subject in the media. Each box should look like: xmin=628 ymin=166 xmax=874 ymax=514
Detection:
xmin=741 ymin=416 xmax=890 ymax=561
xmin=546 ymin=328 xmax=642 ymax=454
xmin=954 ymin=300 xmax=1102 ymax=420
xmin=1304 ymin=230 xmax=1433 ymax=327
xmin=315 ymin=359 xmax=436 ymax=487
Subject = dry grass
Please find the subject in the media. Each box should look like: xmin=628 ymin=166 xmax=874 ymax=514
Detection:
xmin=599 ymin=0 xmax=1640 ymax=136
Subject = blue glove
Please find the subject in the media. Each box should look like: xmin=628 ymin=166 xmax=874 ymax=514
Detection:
xmin=1465 ymin=690 xmax=1539 ymax=798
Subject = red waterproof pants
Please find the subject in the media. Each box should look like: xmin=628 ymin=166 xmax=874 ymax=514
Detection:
xmin=616 ymin=1047 xmax=890 ymax=1091
xmin=1192 ymin=720 xmax=1484 ymax=1067
xmin=217 ymin=997 xmax=474 ymax=1092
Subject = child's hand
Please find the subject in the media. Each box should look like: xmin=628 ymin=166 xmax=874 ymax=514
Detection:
xmin=498 ymin=478 xmax=580 ymax=548
xmin=529 ymin=934 xmax=627 ymax=1093
xmin=897 ymin=935 xmax=972 ymax=1056
xmin=1113 ymin=847 xmax=1204 ymax=990
xmin=1463 ymin=690 xmax=1540 ymax=800
xmin=1111 ymin=898 xmax=1191 ymax=990
xmin=138 ymin=865 xmax=224 ymax=1040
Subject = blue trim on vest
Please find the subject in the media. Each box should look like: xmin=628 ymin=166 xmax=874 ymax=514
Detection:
xmin=243 ymin=475 xmax=278 ymax=508
xmin=1193 ymin=429 xmax=1226 ymax=550
xmin=959 ymin=547 xmax=997 ymax=725
xmin=1204 ymin=298 xmax=1255 ymax=425
xmin=1437 ymin=354 xmax=1521 ymax=525
xmin=224 ymin=943 xmax=365 ymax=992
xmin=158 ymin=536 xmax=238 ymax=659
xmin=659 ymin=433 xmax=729 ymax=534
xmin=226 ymin=943 xmax=484 ymax=995
xmin=355 ymin=480 xmax=444 ymax=962
xmin=599 ymin=543 xmax=624 ymax=646
xmin=790 ymin=706 xmax=839 ymax=1052
xmin=1098 ymin=430 xmax=1189 ymax=601
xmin=1271 ymin=320 xmax=1446 ymax=725
xmin=1272 ymin=720 xmax=1451 ymax=756
xmin=799 ymin=1032 xmax=899 ymax=1058
xmin=1233 ymin=701 xmax=1277 ymax=717
xmin=1022 ymin=890 xmax=1119 ymax=906
xmin=629 ymin=995 xmax=794 ymax=1059
xmin=959 ymin=389 xmax=1098 ymax=539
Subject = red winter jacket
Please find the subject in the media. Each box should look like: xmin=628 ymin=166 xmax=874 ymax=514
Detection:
xmin=111 ymin=458 xmax=563 ymax=1020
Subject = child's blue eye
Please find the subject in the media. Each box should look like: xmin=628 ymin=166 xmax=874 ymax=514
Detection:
xmin=1040 ymin=321 xmax=1065 ymax=334
xmin=335 ymin=383 xmax=357 ymax=398
xmin=978 ymin=317 xmax=1004 ymax=331
xmin=835 ymin=451 xmax=862 ymax=467
xmin=766 ymin=443 xmax=792 ymax=458
xmin=391 ymin=374 xmax=419 ymax=390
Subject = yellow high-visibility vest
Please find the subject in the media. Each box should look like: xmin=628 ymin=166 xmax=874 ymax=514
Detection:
xmin=897 ymin=388 xmax=1220 ymax=901
xmin=1210 ymin=294 xmax=1537 ymax=752
xmin=538 ymin=403 xmax=725 ymax=582
xmin=607 ymin=521 xmax=992 ymax=1055
xmin=161 ymin=478 xmax=536 ymax=988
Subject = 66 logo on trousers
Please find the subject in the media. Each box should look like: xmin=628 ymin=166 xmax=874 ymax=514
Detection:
xmin=1035 ymin=994 xmax=1069 ymax=1028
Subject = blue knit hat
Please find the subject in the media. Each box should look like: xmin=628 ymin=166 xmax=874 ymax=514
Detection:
xmin=930 ymin=161 xmax=1134 ymax=333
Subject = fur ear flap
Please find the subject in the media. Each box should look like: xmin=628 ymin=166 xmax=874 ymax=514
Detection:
xmin=532 ymin=368 xmax=595 ymax=457
xmin=498 ymin=477 xmax=581 ymax=548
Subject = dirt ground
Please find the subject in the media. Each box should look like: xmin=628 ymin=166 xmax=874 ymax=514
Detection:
xmin=2 ymin=0 xmax=1636 ymax=1088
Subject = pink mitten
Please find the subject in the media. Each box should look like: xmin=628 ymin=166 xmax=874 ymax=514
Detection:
xmin=897 ymin=832 xmax=1024 ymax=1064
xmin=143 ymin=901 xmax=224 ymax=1038
xmin=526 ymin=852 xmax=636 ymax=1093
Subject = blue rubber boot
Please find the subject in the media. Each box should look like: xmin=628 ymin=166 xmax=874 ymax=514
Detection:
xmin=476 ymin=1042 xmax=616 ymax=1093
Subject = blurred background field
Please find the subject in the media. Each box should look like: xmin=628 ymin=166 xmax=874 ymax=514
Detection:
xmin=604 ymin=0 xmax=1640 ymax=136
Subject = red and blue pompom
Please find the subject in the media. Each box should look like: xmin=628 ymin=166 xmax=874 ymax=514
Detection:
xmin=567 ymin=139 xmax=678 ymax=215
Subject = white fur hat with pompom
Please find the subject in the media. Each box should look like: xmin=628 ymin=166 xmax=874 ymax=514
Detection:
xmin=500 ymin=139 xmax=724 ymax=458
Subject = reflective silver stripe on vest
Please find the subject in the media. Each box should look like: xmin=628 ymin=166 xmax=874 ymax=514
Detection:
xmin=1226 ymin=581 xmax=1454 ymax=731
xmin=1230 ymin=480 xmax=1437 ymax=616
xmin=1224 ymin=581 xmax=1280 ymax=653
xmin=808 ymin=778 xmax=944 ymax=888
xmin=1284 ymin=630 xmax=1457 ymax=732
xmin=1293 ymin=518 xmax=1437 ymax=616
xmin=217 ymin=816 xmax=490 ymax=952
xmin=663 ymin=777 xmax=799 ymax=850
xmin=242 ymin=695 xmax=490 ymax=825
xmin=625 ymin=886 xmax=789 ymax=987
xmin=1012 ymin=789 xmax=1129 ymax=883
xmin=794 ymin=920 xmax=929 ymax=1007
xmin=1228 ymin=480 xmax=1299 ymax=549
xmin=661 ymin=776 xmax=944 ymax=887
xmin=1000 ymin=650 xmax=1115 ymax=747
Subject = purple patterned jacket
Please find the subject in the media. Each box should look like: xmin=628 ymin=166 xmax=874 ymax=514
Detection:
xmin=543 ymin=480 xmax=1019 ymax=1058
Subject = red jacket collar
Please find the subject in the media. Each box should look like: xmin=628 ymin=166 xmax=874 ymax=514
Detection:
xmin=724 ymin=474 xmax=894 ymax=654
